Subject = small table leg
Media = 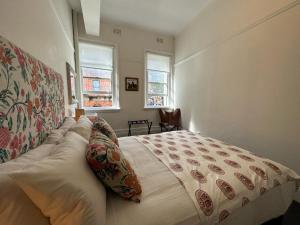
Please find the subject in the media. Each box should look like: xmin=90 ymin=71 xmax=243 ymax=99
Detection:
xmin=128 ymin=124 xmax=132 ymax=136
xmin=147 ymin=122 xmax=152 ymax=134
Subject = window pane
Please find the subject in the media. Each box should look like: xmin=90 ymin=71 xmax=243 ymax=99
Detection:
xmin=79 ymin=42 xmax=116 ymax=108
xmin=81 ymin=67 xmax=112 ymax=93
xmin=148 ymin=83 xmax=168 ymax=95
xmin=92 ymin=80 xmax=100 ymax=91
xmin=81 ymin=67 xmax=111 ymax=79
xmin=147 ymin=53 xmax=170 ymax=72
xmin=147 ymin=96 xmax=166 ymax=106
xmin=83 ymin=93 xmax=112 ymax=107
xmin=148 ymin=70 xmax=168 ymax=83
xmin=79 ymin=42 xmax=113 ymax=70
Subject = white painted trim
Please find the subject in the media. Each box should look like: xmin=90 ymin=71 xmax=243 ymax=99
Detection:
xmin=48 ymin=0 xmax=75 ymax=52
xmin=115 ymin=125 xmax=161 ymax=137
xmin=144 ymin=50 xmax=174 ymax=108
xmin=76 ymin=37 xmax=120 ymax=109
xmin=175 ymin=0 xmax=300 ymax=67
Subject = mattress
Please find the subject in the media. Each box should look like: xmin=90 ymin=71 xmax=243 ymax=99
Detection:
xmin=106 ymin=136 xmax=298 ymax=225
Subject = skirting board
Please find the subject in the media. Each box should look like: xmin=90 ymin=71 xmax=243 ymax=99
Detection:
xmin=115 ymin=125 xmax=161 ymax=137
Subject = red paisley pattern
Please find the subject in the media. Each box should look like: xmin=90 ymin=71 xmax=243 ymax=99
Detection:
xmin=184 ymin=150 xmax=195 ymax=157
xmin=263 ymin=161 xmax=282 ymax=175
xmin=242 ymin=197 xmax=250 ymax=206
xmin=234 ymin=173 xmax=255 ymax=190
xmin=170 ymin=163 xmax=183 ymax=172
xmin=228 ymin=147 xmax=242 ymax=153
xmin=182 ymin=144 xmax=191 ymax=148
xmin=224 ymin=159 xmax=241 ymax=168
xmin=208 ymin=164 xmax=225 ymax=175
xmin=210 ymin=143 xmax=221 ymax=148
xmin=238 ymin=154 xmax=255 ymax=162
xmin=202 ymin=155 xmax=216 ymax=162
xmin=191 ymin=170 xmax=207 ymax=183
xmin=219 ymin=210 xmax=230 ymax=222
xmin=249 ymin=166 xmax=268 ymax=180
xmin=187 ymin=159 xmax=200 ymax=166
xmin=155 ymin=143 xmax=163 ymax=148
xmin=216 ymin=151 xmax=230 ymax=157
xmin=216 ymin=179 xmax=235 ymax=200
xmin=194 ymin=141 xmax=203 ymax=145
xmin=168 ymin=146 xmax=177 ymax=151
xmin=198 ymin=147 xmax=209 ymax=153
xmin=167 ymin=141 xmax=176 ymax=146
xmin=169 ymin=153 xmax=180 ymax=160
xmin=195 ymin=189 xmax=214 ymax=216
xmin=153 ymin=149 xmax=163 ymax=155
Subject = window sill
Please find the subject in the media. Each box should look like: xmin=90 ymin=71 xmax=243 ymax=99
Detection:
xmin=83 ymin=107 xmax=121 ymax=112
xmin=144 ymin=106 xmax=172 ymax=110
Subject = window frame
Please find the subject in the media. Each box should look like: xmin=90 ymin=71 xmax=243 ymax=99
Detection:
xmin=78 ymin=39 xmax=119 ymax=111
xmin=144 ymin=50 xmax=173 ymax=109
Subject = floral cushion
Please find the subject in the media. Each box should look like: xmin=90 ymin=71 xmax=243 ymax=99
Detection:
xmin=86 ymin=129 xmax=142 ymax=202
xmin=0 ymin=35 xmax=65 ymax=163
xmin=92 ymin=117 xmax=119 ymax=146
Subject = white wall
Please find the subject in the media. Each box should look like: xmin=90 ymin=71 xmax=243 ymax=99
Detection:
xmin=0 ymin=0 xmax=75 ymax=112
xmin=174 ymin=0 xmax=300 ymax=179
xmin=75 ymin=14 xmax=174 ymax=136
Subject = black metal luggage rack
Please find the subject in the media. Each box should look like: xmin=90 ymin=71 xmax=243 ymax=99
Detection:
xmin=127 ymin=120 xmax=152 ymax=136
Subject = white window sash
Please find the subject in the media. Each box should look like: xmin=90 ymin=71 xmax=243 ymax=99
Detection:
xmin=78 ymin=40 xmax=119 ymax=110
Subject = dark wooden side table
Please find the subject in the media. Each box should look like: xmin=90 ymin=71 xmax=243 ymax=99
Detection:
xmin=128 ymin=120 xmax=152 ymax=136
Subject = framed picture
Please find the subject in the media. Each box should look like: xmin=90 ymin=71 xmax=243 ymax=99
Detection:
xmin=66 ymin=62 xmax=77 ymax=104
xmin=125 ymin=77 xmax=139 ymax=91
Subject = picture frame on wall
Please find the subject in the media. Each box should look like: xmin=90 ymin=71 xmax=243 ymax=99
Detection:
xmin=125 ymin=77 xmax=139 ymax=91
xmin=66 ymin=62 xmax=77 ymax=104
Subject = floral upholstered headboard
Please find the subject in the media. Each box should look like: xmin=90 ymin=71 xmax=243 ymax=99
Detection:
xmin=0 ymin=35 xmax=65 ymax=163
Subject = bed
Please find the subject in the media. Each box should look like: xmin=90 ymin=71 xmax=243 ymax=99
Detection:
xmin=106 ymin=132 xmax=299 ymax=225
xmin=0 ymin=35 xmax=299 ymax=225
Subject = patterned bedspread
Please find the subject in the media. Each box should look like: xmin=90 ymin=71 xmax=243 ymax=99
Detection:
xmin=135 ymin=130 xmax=300 ymax=225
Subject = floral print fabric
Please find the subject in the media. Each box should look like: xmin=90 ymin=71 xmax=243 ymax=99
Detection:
xmin=87 ymin=129 xmax=142 ymax=202
xmin=0 ymin=36 xmax=65 ymax=163
xmin=135 ymin=131 xmax=300 ymax=224
xmin=93 ymin=117 xmax=119 ymax=146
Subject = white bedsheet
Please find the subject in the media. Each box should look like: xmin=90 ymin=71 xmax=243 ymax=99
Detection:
xmin=106 ymin=136 xmax=298 ymax=225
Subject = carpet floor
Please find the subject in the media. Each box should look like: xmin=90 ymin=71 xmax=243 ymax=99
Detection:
xmin=261 ymin=201 xmax=300 ymax=225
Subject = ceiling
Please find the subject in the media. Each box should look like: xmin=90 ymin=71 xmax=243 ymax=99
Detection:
xmin=68 ymin=0 xmax=210 ymax=35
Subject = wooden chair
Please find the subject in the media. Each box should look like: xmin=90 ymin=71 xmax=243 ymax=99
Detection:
xmin=159 ymin=108 xmax=181 ymax=132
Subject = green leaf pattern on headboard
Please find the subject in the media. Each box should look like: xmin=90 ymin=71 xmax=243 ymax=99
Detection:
xmin=0 ymin=36 xmax=65 ymax=163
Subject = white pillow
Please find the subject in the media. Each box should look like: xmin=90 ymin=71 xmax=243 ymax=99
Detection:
xmin=44 ymin=117 xmax=76 ymax=144
xmin=44 ymin=129 xmax=65 ymax=144
xmin=60 ymin=117 xmax=76 ymax=132
xmin=10 ymin=131 xmax=106 ymax=225
xmin=69 ymin=115 xmax=93 ymax=140
xmin=0 ymin=144 xmax=55 ymax=225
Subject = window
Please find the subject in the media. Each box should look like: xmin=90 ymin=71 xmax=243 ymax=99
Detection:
xmin=145 ymin=52 xmax=172 ymax=107
xmin=79 ymin=42 xmax=118 ymax=109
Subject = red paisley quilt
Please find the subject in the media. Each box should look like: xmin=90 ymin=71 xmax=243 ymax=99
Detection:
xmin=135 ymin=130 xmax=300 ymax=225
